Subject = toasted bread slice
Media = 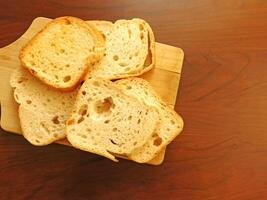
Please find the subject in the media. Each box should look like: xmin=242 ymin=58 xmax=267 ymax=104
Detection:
xmin=10 ymin=68 xmax=77 ymax=145
xmin=115 ymin=78 xmax=183 ymax=163
xmin=86 ymin=18 xmax=155 ymax=80
xmin=66 ymin=78 xmax=159 ymax=161
xmin=20 ymin=16 xmax=104 ymax=91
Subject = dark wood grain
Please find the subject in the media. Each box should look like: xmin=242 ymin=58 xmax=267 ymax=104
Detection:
xmin=1 ymin=0 xmax=267 ymax=199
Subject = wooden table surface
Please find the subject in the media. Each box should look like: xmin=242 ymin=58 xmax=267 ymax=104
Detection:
xmin=1 ymin=1 xmax=267 ymax=199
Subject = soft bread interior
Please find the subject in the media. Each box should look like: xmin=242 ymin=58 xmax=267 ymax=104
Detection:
xmin=66 ymin=78 xmax=159 ymax=161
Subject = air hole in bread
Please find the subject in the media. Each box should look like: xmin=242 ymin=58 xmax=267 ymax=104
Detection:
xmin=137 ymin=119 xmax=141 ymax=124
xmin=113 ymin=55 xmax=119 ymax=61
xmin=66 ymin=64 xmax=70 ymax=68
xmin=152 ymin=133 xmax=158 ymax=138
xmin=113 ymin=127 xmax=117 ymax=132
xmin=67 ymin=119 xmax=75 ymax=125
xmin=77 ymin=117 xmax=84 ymax=124
xmin=128 ymin=116 xmax=132 ymax=120
xmin=37 ymin=135 xmax=43 ymax=139
xmin=153 ymin=137 xmax=162 ymax=146
xmin=134 ymin=52 xmax=139 ymax=57
xmin=171 ymin=120 xmax=175 ymax=125
xmin=128 ymin=29 xmax=132 ymax=37
xmin=133 ymin=141 xmax=137 ymax=146
xmin=47 ymin=98 xmax=51 ymax=102
xmin=125 ymin=67 xmax=130 ymax=71
xmin=110 ymin=139 xmax=118 ymax=145
xmin=63 ymin=75 xmax=71 ymax=82
xmin=167 ymin=128 xmax=170 ymax=131
xmin=35 ymin=139 xmax=40 ymax=143
xmin=51 ymin=43 xmax=55 ymax=47
xmin=139 ymin=24 xmax=144 ymax=31
xmin=53 ymin=133 xmax=58 ymax=138
xmin=86 ymin=128 xmax=91 ymax=132
xmin=30 ymin=61 xmax=36 ymax=66
xmin=119 ymin=63 xmax=128 ymax=67
xmin=55 ymin=75 xmax=59 ymax=79
xmin=40 ymin=122 xmax=49 ymax=134
xmin=30 ymin=54 xmax=35 ymax=58
xmin=99 ymin=32 xmax=106 ymax=40
xmin=93 ymin=81 xmax=100 ymax=86
xmin=26 ymin=100 xmax=32 ymax=104
xmin=104 ymin=120 xmax=110 ymax=124
xmin=126 ymin=85 xmax=132 ymax=90
xmin=129 ymin=56 xmax=132 ymax=60
xmin=60 ymin=49 xmax=65 ymax=54
xmin=82 ymin=91 xmax=86 ymax=95
xmin=94 ymin=97 xmax=114 ymax=114
xmin=52 ymin=116 xmax=60 ymax=124
xmin=140 ymin=32 xmax=144 ymax=40
xmin=82 ymin=135 xmax=87 ymax=139
xmin=79 ymin=104 xmax=88 ymax=116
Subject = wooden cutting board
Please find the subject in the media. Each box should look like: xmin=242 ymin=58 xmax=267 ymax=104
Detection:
xmin=0 ymin=17 xmax=184 ymax=165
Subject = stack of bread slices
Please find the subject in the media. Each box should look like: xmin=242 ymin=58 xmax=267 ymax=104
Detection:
xmin=10 ymin=16 xmax=183 ymax=164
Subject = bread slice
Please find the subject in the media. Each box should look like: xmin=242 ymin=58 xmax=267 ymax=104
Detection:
xmin=66 ymin=78 xmax=159 ymax=161
xmin=20 ymin=16 xmax=105 ymax=91
xmin=115 ymin=78 xmax=183 ymax=163
xmin=86 ymin=18 xmax=155 ymax=80
xmin=10 ymin=67 xmax=77 ymax=145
